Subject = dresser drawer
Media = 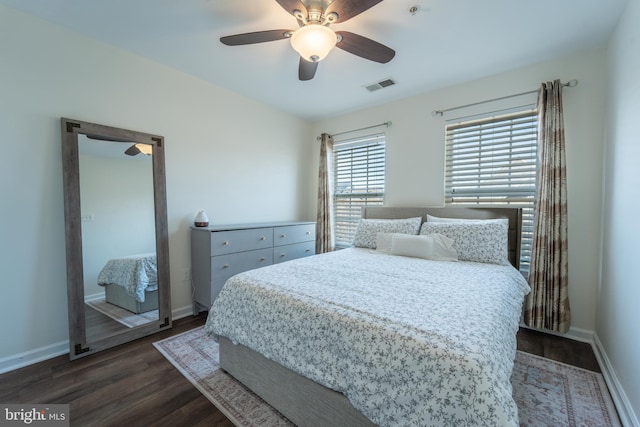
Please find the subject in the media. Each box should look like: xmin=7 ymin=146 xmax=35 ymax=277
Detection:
xmin=274 ymin=223 xmax=315 ymax=246
xmin=211 ymin=248 xmax=273 ymax=283
xmin=273 ymin=241 xmax=315 ymax=264
xmin=211 ymin=228 xmax=273 ymax=255
xmin=192 ymin=221 xmax=315 ymax=313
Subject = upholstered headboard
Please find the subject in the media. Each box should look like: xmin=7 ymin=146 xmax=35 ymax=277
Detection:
xmin=362 ymin=206 xmax=522 ymax=269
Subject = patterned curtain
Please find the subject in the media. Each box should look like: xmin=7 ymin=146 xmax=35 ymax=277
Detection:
xmin=524 ymin=80 xmax=571 ymax=333
xmin=315 ymin=133 xmax=335 ymax=253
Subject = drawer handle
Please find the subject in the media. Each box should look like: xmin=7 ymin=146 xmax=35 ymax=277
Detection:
xmin=259 ymin=257 xmax=265 ymax=261
xmin=306 ymin=231 xmax=310 ymax=235
xmin=259 ymin=236 xmax=266 ymax=241
xmin=279 ymin=253 xmax=285 ymax=258
xmin=305 ymin=249 xmax=311 ymax=252
xmin=222 ymin=264 xmax=230 ymax=269
xmin=223 ymin=241 xmax=229 ymax=246
xmin=281 ymin=234 xmax=286 ymax=238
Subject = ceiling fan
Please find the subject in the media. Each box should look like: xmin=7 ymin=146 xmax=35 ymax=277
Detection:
xmin=220 ymin=0 xmax=395 ymax=81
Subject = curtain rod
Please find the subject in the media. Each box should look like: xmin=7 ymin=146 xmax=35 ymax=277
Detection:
xmin=316 ymin=121 xmax=391 ymax=141
xmin=431 ymin=79 xmax=578 ymax=118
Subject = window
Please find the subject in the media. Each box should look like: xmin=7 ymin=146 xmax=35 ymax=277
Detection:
xmin=333 ymin=133 xmax=385 ymax=247
xmin=444 ymin=111 xmax=537 ymax=273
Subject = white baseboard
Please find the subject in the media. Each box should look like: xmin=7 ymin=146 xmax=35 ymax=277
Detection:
xmin=0 ymin=341 xmax=68 ymax=375
xmin=0 ymin=304 xmax=199 ymax=374
xmin=593 ymin=333 xmax=640 ymax=427
xmin=84 ymin=292 xmax=104 ymax=302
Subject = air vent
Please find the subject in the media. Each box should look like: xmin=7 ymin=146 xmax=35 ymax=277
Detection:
xmin=364 ymin=78 xmax=396 ymax=92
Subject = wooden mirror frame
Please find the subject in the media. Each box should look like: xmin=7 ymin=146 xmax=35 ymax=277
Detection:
xmin=61 ymin=118 xmax=172 ymax=360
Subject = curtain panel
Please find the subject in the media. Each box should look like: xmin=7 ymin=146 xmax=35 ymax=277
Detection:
xmin=315 ymin=133 xmax=335 ymax=253
xmin=524 ymin=80 xmax=571 ymax=333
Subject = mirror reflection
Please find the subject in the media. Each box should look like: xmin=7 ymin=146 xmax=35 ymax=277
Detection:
xmin=78 ymin=136 xmax=159 ymax=340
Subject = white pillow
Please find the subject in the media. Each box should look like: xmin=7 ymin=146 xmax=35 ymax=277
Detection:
xmin=375 ymin=232 xmax=395 ymax=253
xmin=420 ymin=219 xmax=509 ymax=265
xmin=389 ymin=233 xmax=458 ymax=261
xmin=427 ymin=214 xmax=483 ymax=222
xmin=352 ymin=217 xmax=422 ymax=249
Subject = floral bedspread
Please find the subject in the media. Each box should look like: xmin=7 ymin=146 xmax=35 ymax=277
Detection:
xmin=97 ymin=253 xmax=157 ymax=302
xmin=205 ymin=248 xmax=530 ymax=426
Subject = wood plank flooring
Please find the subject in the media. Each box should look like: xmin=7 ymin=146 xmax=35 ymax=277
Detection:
xmin=85 ymin=305 xmax=136 ymax=342
xmin=0 ymin=314 xmax=601 ymax=426
xmin=516 ymin=326 xmax=601 ymax=372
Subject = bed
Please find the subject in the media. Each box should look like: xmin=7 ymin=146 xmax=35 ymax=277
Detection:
xmin=205 ymin=207 xmax=530 ymax=426
xmin=97 ymin=253 xmax=158 ymax=314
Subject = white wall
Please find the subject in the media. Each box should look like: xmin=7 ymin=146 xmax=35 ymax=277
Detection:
xmin=311 ymin=48 xmax=607 ymax=335
xmin=0 ymin=5 xmax=313 ymax=362
xmin=599 ymin=0 xmax=640 ymax=423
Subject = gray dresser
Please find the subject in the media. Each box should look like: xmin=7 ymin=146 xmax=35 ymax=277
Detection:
xmin=190 ymin=221 xmax=316 ymax=314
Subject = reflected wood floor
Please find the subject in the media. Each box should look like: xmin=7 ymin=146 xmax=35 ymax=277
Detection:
xmin=0 ymin=314 xmax=600 ymax=426
xmin=85 ymin=304 xmax=132 ymax=342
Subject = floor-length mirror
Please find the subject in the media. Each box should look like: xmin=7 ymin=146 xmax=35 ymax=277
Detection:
xmin=61 ymin=118 xmax=171 ymax=360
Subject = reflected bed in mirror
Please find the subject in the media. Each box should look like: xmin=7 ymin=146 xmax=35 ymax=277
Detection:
xmin=61 ymin=118 xmax=171 ymax=360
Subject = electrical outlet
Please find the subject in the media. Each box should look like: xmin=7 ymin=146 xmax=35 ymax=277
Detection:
xmin=183 ymin=269 xmax=190 ymax=281
xmin=81 ymin=213 xmax=94 ymax=222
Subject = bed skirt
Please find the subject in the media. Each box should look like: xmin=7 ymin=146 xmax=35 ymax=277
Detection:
xmin=104 ymin=284 xmax=158 ymax=314
xmin=219 ymin=336 xmax=375 ymax=427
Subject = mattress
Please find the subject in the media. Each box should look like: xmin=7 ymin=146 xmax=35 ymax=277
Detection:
xmin=205 ymin=247 xmax=530 ymax=426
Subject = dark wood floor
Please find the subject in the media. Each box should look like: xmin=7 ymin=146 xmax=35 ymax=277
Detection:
xmin=516 ymin=326 xmax=601 ymax=372
xmin=85 ymin=305 xmax=134 ymax=342
xmin=0 ymin=315 xmax=600 ymax=426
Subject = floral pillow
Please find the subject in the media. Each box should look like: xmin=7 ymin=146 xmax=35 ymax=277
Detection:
xmin=352 ymin=217 xmax=422 ymax=249
xmin=420 ymin=219 xmax=509 ymax=265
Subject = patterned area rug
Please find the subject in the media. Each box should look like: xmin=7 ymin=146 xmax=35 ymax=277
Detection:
xmin=85 ymin=297 xmax=158 ymax=328
xmin=154 ymin=327 xmax=621 ymax=427
xmin=512 ymin=351 xmax=620 ymax=426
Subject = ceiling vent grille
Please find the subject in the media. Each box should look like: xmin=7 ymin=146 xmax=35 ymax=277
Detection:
xmin=364 ymin=78 xmax=396 ymax=92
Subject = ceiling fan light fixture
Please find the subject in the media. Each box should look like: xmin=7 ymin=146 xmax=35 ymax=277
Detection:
xmin=136 ymin=143 xmax=153 ymax=155
xmin=290 ymin=24 xmax=337 ymax=63
xmin=125 ymin=143 xmax=153 ymax=156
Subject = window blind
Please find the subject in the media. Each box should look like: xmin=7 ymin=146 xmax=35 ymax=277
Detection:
xmin=444 ymin=111 xmax=537 ymax=273
xmin=333 ymin=134 xmax=385 ymax=247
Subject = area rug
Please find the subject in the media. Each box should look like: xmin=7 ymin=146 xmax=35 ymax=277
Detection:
xmin=154 ymin=327 xmax=621 ymax=426
xmin=85 ymin=297 xmax=158 ymax=328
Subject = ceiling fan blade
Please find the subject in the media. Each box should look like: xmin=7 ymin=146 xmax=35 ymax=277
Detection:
xmin=275 ymin=0 xmax=307 ymax=18
xmin=325 ymin=0 xmax=383 ymax=23
xmin=299 ymin=58 xmax=318 ymax=81
xmin=220 ymin=30 xmax=292 ymax=46
xmin=335 ymin=31 xmax=395 ymax=63
xmin=86 ymin=134 xmax=130 ymax=143
xmin=124 ymin=144 xmax=140 ymax=156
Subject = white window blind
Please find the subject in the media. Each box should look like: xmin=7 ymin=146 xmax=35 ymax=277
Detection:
xmin=444 ymin=110 xmax=537 ymax=273
xmin=333 ymin=133 xmax=385 ymax=247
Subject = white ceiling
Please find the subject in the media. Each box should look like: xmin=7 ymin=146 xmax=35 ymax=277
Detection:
xmin=1 ymin=0 xmax=626 ymax=120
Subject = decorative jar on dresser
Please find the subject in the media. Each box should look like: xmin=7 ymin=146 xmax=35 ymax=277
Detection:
xmin=190 ymin=221 xmax=316 ymax=314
